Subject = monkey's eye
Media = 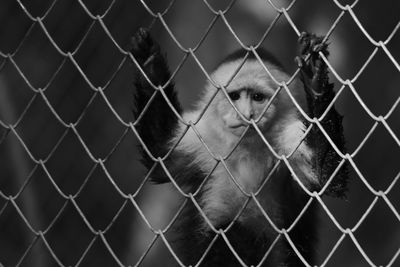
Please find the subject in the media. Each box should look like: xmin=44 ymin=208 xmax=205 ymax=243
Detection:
xmin=252 ymin=93 xmax=267 ymax=102
xmin=228 ymin=92 xmax=240 ymax=101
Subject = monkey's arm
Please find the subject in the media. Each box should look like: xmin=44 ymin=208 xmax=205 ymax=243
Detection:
xmin=296 ymin=32 xmax=348 ymax=197
xmin=130 ymin=29 xmax=206 ymax=188
xmin=130 ymin=28 xmax=182 ymax=182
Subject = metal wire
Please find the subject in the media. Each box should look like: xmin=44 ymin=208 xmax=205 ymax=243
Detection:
xmin=0 ymin=0 xmax=399 ymax=266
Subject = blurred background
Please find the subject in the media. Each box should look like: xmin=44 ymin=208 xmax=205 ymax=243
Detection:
xmin=0 ymin=0 xmax=399 ymax=266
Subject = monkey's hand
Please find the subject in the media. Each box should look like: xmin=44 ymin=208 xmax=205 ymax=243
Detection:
xmin=296 ymin=32 xmax=348 ymax=198
xmin=129 ymin=28 xmax=175 ymax=95
xmin=295 ymin=32 xmax=334 ymax=116
xmin=130 ymin=28 xmax=182 ymax=180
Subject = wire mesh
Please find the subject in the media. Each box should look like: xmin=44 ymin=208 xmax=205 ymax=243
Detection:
xmin=0 ymin=0 xmax=399 ymax=266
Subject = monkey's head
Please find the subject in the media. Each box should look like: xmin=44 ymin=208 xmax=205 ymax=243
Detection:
xmin=204 ymin=50 xmax=303 ymax=139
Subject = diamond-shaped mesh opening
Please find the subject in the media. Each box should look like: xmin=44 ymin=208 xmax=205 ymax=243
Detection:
xmin=1 ymin=0 xmax=399 ymax=266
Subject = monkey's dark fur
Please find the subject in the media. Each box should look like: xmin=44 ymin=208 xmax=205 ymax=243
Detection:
xmin=130 ymin=28 xmax=348 ymax=266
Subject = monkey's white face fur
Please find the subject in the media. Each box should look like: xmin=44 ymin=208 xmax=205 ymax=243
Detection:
xmin=210 ymin=59 xmax=294 ymax=139
xmin=173 ymin=58 xmax=316 ymax=230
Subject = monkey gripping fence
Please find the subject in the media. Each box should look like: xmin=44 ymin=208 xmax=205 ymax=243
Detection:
xmin=0 ymin=0 xmax=399 ymax=266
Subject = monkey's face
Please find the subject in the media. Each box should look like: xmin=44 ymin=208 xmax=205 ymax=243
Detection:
xmin=210 ymin=60 xmax=281 ymax=137
xmin=219 ymin=88 xmax=276 ymax=136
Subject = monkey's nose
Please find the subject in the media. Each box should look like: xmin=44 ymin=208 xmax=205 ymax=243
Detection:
xmin=237 ymin=109 xmax=254 ymax=120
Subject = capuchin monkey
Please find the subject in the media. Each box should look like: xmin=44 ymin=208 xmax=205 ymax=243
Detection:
xmin=130 ymin=28 xmax=348 ymax=266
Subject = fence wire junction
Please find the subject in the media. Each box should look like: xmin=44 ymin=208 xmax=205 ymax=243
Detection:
xmin=0 ymin=0 xmax=400 ymax=266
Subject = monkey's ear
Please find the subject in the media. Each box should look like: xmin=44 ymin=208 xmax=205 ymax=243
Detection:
xmin=296 ymin=32 xmax=349 ymax=198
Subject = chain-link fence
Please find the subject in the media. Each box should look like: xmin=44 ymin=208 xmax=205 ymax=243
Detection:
xmin=0 ymin=0 xmax=399 ymax=266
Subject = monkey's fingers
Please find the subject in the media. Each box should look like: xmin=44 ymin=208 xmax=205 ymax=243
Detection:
xmin=298 ymin=32 xmax=329 ymax=57
xmin=129 ymin=28 xmax=160 ymax=67
xmin=129 ymin=28 xmax=172 ymax=89
xmin=297 ymin=32 xmax=335 ymax=117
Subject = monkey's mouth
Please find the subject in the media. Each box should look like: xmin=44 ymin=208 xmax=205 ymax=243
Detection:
xmin=228 ymin=121 xmax=248 ymax=129
xmin=228 ymin=122 xmax=259 ymax=137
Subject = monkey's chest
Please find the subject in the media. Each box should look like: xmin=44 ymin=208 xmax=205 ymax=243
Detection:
xmin=229 ymin=162 xmax=259 ymax=192
xmin=200 ymin=150 xmax=273 ymax=228
xmin=228 ymin=151 xmax=272 ymax=191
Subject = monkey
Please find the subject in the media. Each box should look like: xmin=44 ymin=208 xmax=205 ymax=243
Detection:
xmin=130 ymin=28 xmax=348 ymax=266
